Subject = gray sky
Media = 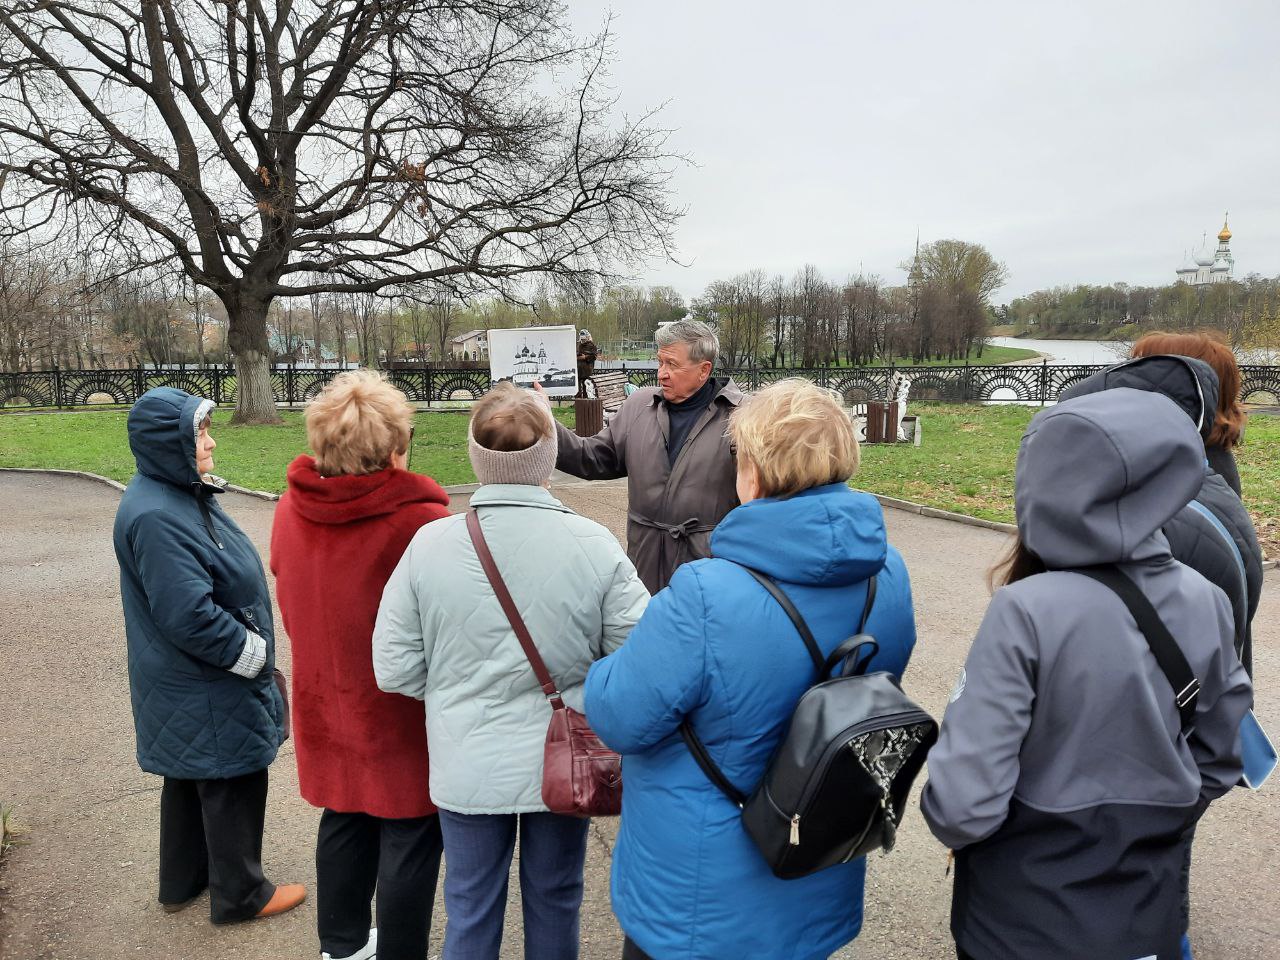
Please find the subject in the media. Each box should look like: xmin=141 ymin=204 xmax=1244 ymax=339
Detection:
xmin=566 ymin=0 xmax=1280 ymax=304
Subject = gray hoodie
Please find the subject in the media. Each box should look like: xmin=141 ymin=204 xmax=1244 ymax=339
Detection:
xmin=921 ymin=388 xmax=1251 ymax=960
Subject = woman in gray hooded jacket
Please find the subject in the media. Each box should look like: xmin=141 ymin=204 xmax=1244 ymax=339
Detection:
xmin=921 ymin=388 xmax=1252 ymax=960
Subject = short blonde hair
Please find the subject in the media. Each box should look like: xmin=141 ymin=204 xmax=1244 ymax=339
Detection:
xmin=730 ymin=378 xmax=859 ymax=498
xmin=470 ymin=382 xmax=553 ymax=451
xmin=306 ymin=370 xmax=414 ymax=476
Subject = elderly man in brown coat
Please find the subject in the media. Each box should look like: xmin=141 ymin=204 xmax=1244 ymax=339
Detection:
xmin=545 ymin=319 xmax=742 ymax=593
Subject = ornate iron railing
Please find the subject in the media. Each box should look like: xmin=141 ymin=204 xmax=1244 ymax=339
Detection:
xmin=2 ymin=363 xmax=1278 ymax=408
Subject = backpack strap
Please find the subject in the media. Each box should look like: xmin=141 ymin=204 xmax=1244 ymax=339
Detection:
xmin=466 ymin=509 xmax=565 ymax=711
xmin=680 ymin=723 xmax=749 ymax=808
xmin=680 ymin=566 xmax=877 ymax=808
xmin=1074 ymin=565 xmax=1199 ymax=731
xmin=741 ymin=567 xmax=825 ymax=673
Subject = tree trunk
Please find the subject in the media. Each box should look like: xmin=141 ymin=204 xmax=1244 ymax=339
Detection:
xmin=226 ymin=294 xmax=282 ymax=424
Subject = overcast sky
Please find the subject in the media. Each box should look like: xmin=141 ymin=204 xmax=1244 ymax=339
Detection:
xmin=565 ymin=0 xmax=1280 ymax=304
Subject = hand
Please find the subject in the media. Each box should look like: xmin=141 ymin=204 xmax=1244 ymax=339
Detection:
xmin=532 ymin=381 xmax=548 ymax=398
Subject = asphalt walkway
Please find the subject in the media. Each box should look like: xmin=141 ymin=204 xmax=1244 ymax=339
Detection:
xmin=1 ymin=472 xmax=1277 ymax=960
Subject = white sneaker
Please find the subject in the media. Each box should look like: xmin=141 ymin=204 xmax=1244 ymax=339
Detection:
xmin=322 ymin=927 xmax=377 ymax=960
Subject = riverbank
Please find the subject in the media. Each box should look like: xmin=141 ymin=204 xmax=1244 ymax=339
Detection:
xmin=988 ymin=325 xmax=1141 ymax=342
xmin=3 ymin=405 xmax=1276 ymax=556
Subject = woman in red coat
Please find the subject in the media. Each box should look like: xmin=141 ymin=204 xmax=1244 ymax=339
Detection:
xmin=271 ymin=371 xmax=450 ymax=960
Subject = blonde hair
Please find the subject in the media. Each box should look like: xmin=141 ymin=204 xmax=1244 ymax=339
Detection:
xmin=730 ymin=378 xmax=860 ymax=498
xmin=470 ymin=382 xmax=554 ymax=451
xmin=305 ymin=370 xmax=414 ymax=476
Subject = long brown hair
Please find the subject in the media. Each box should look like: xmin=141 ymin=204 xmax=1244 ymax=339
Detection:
xmin=1131 ymin=331 xmax=1245 ymax=448
xmin=989 ymin=533 xmax=1046 ymax=591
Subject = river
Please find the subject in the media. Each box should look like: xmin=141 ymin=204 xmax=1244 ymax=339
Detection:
xmin=988 ymin=337 xmax=1126 ymax=365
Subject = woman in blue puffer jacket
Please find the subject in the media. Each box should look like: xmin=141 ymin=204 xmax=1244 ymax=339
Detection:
xmin=585 ymin=378 xmax=917 ymax=960
xmin=113 ymin=387 xmax=303 ymax=924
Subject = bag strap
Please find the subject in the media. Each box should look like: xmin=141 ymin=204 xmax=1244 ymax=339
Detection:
xmin=1074 ymin=565 xmax=1199 ymax=731
xmin=680 ymin=723 xmax=749 ymax=809
xmin=466 ymin=509 xmax=565 ymax=711
xmin=858 ymin=576 xmax=878 ymax=634
xmin=742 ymin=567 xmax=824 ymax=673
xmin=680 ymin=566 xmax=878 ymax=808
xmin=1186 ymin=500 xmax=1247 ymax=582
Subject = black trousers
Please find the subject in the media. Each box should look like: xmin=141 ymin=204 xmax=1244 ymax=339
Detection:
xmin=622 ymin=938 xmax=653 ymax=960
xmin=159 ymin=768 xmax=274 ymax=924
xmin=316 ymin=808 xmax=444 ymax=960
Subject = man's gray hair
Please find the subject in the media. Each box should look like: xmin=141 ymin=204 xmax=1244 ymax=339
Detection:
xmin=655 ymin=319 xmax=719 ymax=365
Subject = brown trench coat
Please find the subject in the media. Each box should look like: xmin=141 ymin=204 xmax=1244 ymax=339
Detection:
xmin=555 ymin=377 xmax=743 ymax=594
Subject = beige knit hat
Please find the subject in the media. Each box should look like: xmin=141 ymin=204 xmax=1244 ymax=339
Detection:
xmin=467 ymin=397 xmax=558 ymax=486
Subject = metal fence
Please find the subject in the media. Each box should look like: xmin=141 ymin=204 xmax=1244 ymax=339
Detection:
xmin=2 ymin=362 xmax=1279 ymax=408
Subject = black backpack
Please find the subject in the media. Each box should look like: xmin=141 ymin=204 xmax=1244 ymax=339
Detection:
xmin=681 ymin=566 xmax=937 ymax=880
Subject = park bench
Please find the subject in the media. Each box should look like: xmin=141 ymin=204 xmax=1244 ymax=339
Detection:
xmin=574 ymin=369 xmax=631 ymax=436
xmin=584 ymin=369 xmax=630 ymax=415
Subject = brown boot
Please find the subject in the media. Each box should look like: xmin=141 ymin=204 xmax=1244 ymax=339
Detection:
xmin=255 ymin=883 xmax=306 ymax=919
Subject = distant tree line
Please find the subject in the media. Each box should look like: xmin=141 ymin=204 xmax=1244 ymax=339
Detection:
xmin=1002 ymin=275 xmax=1280 ymax=356
xmin=0 ymin=238 xmax=691 ymax=372
xmin=691 ymin=240 xmax=1008 ymax=368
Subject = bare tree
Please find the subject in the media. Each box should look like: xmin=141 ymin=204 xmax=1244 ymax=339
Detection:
xmin=0 ymin=1 xmax=680 ymax=420
xmin=307 ymin=289 xmax=329 ymax=367
xmin=769 ymin=274 xmax=790 ymax=367
xmin=429 ymin=297 xmax=458 ymax=363
xmin=379 ymin=297 xmax=401 ymax=366
xmin=348 ymin=292 xmax=379 ymax=368
xmin=0 ymin=242 xmax=53 ymax=371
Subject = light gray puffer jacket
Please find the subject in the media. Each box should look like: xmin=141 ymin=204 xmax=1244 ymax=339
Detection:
xmin=373 ymin=484 xmax=650 ymax=814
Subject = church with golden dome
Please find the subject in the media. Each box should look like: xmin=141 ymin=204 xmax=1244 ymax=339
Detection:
xmin=1176 ymin=215 xmax=1234 ymax=286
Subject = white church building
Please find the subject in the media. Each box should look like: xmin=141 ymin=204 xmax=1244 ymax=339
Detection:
xmin=1176 ymin=216 xmax=1234 ymax=286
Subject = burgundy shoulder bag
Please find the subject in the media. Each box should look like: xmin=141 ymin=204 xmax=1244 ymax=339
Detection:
xmin=466 ymin=509 xmax=622 ymax=818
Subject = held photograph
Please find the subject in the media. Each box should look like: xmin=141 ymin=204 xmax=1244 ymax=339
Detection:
xmin=487 ymin=325 xmax=579 ymax=396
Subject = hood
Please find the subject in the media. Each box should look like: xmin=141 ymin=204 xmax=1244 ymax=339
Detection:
xmin=1016 ymin=389 xmax=1205 ymax=569
xmin=1058 ymin=354 xmax=1219 ymax=439
xmin=711 ymin=483 xmax=887 ymax=586
xmin=284 ymin=454 xmax=450 ymax=525
xmin=127 ymin=387 xmax=215 ymax=491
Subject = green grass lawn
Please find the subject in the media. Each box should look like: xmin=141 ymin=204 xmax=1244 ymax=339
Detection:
xmin=3 ymin=403 xmax=1275 ymax=555
xmin=0 ymin=407 xmax=575 ymax=491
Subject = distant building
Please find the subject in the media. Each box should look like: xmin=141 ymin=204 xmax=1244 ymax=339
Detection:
xmin=1176 ymin=215 xmax=1234 ymax=286
xmin=450 ymin=329 xmax=489 ymax=360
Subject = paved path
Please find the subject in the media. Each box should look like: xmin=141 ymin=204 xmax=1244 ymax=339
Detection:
xmin=1 ymin=472 xmax=1278 ymax=960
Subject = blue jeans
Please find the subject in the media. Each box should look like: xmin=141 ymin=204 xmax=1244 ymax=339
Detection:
xmin=438 ymin=810 xmax=589 ymax=960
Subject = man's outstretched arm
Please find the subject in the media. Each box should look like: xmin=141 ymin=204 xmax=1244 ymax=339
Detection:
xmin=538 ymin=381 xmax=631 ymax=480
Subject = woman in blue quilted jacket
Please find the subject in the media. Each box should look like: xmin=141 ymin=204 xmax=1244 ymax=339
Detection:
xmin=112 ymin=388 xmax=304 ymax=924
xmin=585 ymin=378 xmax=918 ymax=960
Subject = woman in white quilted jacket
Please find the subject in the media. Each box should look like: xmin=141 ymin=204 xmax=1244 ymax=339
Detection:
xmin=373 ymin=383 xmax=649 ymax=960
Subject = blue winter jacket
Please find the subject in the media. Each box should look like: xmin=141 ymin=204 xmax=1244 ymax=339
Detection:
xmin=112 ymin=388 xmax=284 ymax=780
xmin=585 ymin=483 xmax=917 ymax=960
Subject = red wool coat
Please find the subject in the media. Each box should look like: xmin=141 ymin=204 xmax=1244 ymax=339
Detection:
xmin=271 ymin=455 xmax=450 ymax=819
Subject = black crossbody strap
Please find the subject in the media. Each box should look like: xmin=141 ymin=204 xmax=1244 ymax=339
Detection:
xmin=1074 ymin=565 xmax=1200 ymax=731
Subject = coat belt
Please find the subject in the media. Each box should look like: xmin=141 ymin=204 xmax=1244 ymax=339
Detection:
xmin=627 ymin=512 xmax=716 ymax=555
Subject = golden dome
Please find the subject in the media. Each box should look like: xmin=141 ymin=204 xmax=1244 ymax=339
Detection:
xmin=1218 ymin=214 xmax=1231 ymax=242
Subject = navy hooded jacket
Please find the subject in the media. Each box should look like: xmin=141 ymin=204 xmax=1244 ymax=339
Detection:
xmin=1060 ymin=354 xmax=1264 ymax=673
xmin=113 ymin=388 xmax=284 ymax=780
xmin=585 ymin=483 xmax=916 ymax=960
